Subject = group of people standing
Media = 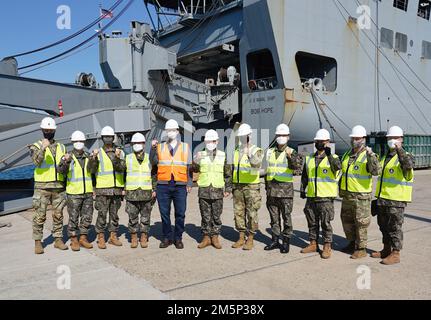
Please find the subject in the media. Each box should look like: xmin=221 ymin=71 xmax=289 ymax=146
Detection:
xmin=30 ymin=117 xmax=414 ymax=265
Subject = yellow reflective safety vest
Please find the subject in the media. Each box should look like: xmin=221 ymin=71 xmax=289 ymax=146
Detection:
xmin=305 ymin=153 xmax=340 ymax=198
xmin=266 ymin=147 xmax=294 ymax=183
xmin=66 ymin=154 xmax=93 ymax=195
xmin=33 ymin=141 xmax=66 ymax=182
xmin=96 ymin=148 xmax=125 ymax=188
xmin=375 ymin=153 xmax=414 ymax=202
xmin=233 ymin=145 xmax=262 ymax=184
xmin=125 ymin=153 xmax=152 ymax=191
xmin=340 ymin=150 xmax=372 ymax=193
xmin=197 ymin=150 xmax=225 ymax=188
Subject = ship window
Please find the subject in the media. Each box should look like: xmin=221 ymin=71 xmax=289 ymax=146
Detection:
xmin=247 ymin=49 xmax=278 ymax=91
xmin=393 ymin=0 xmax=409 ymax=11
xmin=418 ymin=0 xmax=431 ymax=20
xmin=381 ymin=28 xmax=394 ymax=49
xmin=395 ymin=32 xmax=408 ymax=53
xmin=295 ymin=52 xmax=337 ymax=92
xmin=422 ymin=41 xmax=431 ymax=59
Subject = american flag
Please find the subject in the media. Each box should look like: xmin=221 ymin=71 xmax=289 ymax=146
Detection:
xmin=100 ymin=8 xmax=113 ymax=19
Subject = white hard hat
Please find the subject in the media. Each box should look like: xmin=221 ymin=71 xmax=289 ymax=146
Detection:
xmin=100 ymin=126 xmax=115 ymax=136
xmin=40 ymin=117 xmax=57 ymax=130
xmin=314 ymin=128 xmax=331 ymax=140
xmin=71 ymin=130 xmax=86 ymax=142
xmin=387 ymin=125 xmax=404 ymax=137
xmin=237 ymin=123 xmax=252 ymax=137
xmin=165 ymin=119 xmax=179 ymax=130
xmin=204 ymin=129 xmax=219 ymax=141
xmin=275 ymin=123 xmax=290 ymax=135
xmin=349 ymin=125 xmax=367 ymax=138
xmin=131 ymin=132 xmax=146 ymax=143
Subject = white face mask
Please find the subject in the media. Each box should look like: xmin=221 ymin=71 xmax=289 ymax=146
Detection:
xmin=387 ymin=139 xmax=397 ymax=149
xmin=167 ymin=131 xmax=178 ymax=141
xmin=206 ymin=142 xmax=217 ymax=151
xmin=133 ymin=144 xmax=144 ymax=153
xmin=73 ymin=142 xmax=84 ymax=151
xmin=276 ymin=136 xmax=288 ymax=146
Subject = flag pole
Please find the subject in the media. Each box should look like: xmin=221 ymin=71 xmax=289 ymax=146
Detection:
xmin=98 ymin=2 xmax=103 ymax=36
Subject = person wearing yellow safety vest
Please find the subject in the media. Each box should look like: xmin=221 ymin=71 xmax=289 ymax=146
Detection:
xmin=29 ymin=117 xmax=68 ymax=254
xmin=191 ymin=129 xmax=232 ymax=249
xmin=58 ymin=131 xmax=94 ymax=252
xmin=125 ymin=133 xmax=156 ymax=249
xmin=88 ymin=126 xmax=126 ymax=249
xmin=300 ymin=129 xmax=341 ymax=259
xmin=231 ymin=123 xmax=264 ymax=251
xmin=371 ymin=126 xmax=414 ymax=265
xmin=339 ymin=125 xmax=381 ymax=259
xmin=263 ymin=124 xmax=302 ymax=254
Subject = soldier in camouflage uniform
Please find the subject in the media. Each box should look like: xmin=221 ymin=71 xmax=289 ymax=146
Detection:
xmin=125 ymin=133 xmax=156 ymax=249
xmin=29 ymin=117 xmax=68 ymax=254
xmin=263 ymin=124 xmax=302 ymax=254
xmin=88 ymin=126 xmax=126 ymax=249
xmin=339 ymin=126 xmax=381 ymax=259
xmin=372 ymin=126 xmax=414 ymax=265
xmin=300 ymin=129 xmax=342 ymax=259
xmin=58 ymin=131 xmax=94 ymax=251
xmin=232 ymin=123 xmax=263 ymax=251
xmin=191 ymin=129 xmax=232 ymax=249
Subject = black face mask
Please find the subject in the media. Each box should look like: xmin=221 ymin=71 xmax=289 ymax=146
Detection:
xmin=43 ymin=131 xmax=55 ymax=140
xmin=315 ymin=141 xmax=325 ymax=151
xmin=102 ymin=137 xmax=114 ymax=145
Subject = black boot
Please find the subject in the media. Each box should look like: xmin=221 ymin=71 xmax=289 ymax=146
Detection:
xmin=264 ymin=236 xmax=280 ymax=251
xmin=280 ymin=238 xmax=290 ymax=254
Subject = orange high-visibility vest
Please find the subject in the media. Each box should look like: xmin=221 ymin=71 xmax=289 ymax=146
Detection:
xmin=157 ymin=142 xmax=189 ymax=183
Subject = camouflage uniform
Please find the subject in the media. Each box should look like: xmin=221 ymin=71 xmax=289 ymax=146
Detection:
xmin=340 ymin=148 xmax=381 ymax=249
xmin=375 ymin=148 xmax=414 ymax=251
xmin=264 ymin=146 xmax=302 ymax=240
xmin=232 ymin=146 xmax=263 ymax=235
xmin=29 ymin=141 xmax=66 ymax=240
xmin=300 ymin=152 xmax=342 ymax=243
xmin=125 ymin=152 xmax=157 ymax=235
xmin=88 ymin=145 xmax=126 ymax=234
xmin=191 ymin=150 xmax=232 ymax=236
xmin=57 ymin=149 xmax=94 ymax=238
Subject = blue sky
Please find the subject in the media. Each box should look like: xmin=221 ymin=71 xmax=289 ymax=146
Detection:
xmin=0 ymin=0 xmax=155 ymax=84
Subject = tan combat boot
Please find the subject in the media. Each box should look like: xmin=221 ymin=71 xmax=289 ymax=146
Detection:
xmin=371 ymin=243 xmax=391 ymax=259
xmin=211 ymin=235 xmax=222 ymax=249
xmin=198 ymin=235 xmax=211 ymax=249
xmin=70 ymin=236 xmax=80 ymax=251
xmin=140 ymin=233 xmax=148 ymax=248
xmin=54 ymin=238 xmax=68 ymax=250
xmin=79 ymin=235 xmax=93 ymax=249
xmin=321 ymin=243 xmax=332 ymax=259
xmin=97 ymin=233 xmax=107 ymax=249
xmin=232 ymin=232 xmax=246 ymax=248
xmin=300 ymin=240 xmax=318 ymax=253
xmin=108 ymin=232 xmax=122 ymax=246
xmin=351 ymin=249 xmax=367 ymax=259
xmin=130 ymin=233 xmax=138 ymax=249
xmin=243 ymin=234 xmax=254 ymax=250
xmin=381 ymin=250 xmax=400 ymax=265
xmin=34 ymin=240 xmax=44 ymax=254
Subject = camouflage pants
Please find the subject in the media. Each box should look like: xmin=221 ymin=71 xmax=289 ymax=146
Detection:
xmin=233 ymin=187 xmax=261 ymax=234
xmin=32 ymin=188 xmax=66 ymax=240
xmin=199 ymin=198 xmax=223 ymax=236
xmin=266 ymin=197 xmax=293 ymax=239
xmin=66 ymin=194 xmax=94 ymax=237
xmin=340 ymin=198 xmax=371 ymax=249
xmin=126 ymin=200 xmax=152 ymax=234
xmin=95 ymin=195 xmax=122 ymax=233
xmin=303 ymin=199 xmax=334 ymax=243
xmin=377 ymin=205 xmax=404 ymax=251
